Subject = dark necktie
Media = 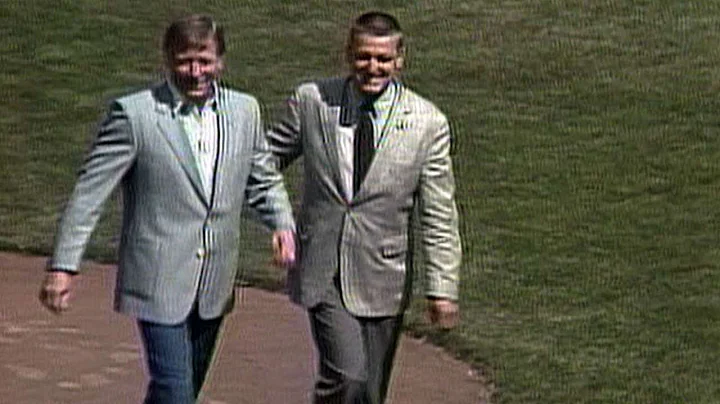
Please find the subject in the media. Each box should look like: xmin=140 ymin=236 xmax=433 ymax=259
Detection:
xmin=353 ymin=102 xmax=375 ymax=195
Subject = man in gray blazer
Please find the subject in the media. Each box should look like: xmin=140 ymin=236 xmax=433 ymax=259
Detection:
xmin=38 ymin=15 xmax=295 ymax=404
xmin=267 ymin=11 xmax=462 ymax=404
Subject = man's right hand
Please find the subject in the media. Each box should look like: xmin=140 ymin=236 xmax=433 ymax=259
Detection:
xmin=39 ymin=271 xmax=74 ymax=314
xmin=272 ymin=229 xmax=296 ymax=269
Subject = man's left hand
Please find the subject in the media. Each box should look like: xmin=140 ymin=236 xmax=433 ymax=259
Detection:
xmin=272 ymin=229 xmax=296 ymax=268
xmin=426 ymin=298 xmax=459 ymax=330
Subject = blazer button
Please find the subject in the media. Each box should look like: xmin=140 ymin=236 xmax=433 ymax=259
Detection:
xmin=196 ymin=248 xmax=206 ymax=259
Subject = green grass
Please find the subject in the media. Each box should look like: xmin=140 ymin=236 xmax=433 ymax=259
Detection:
xmin=4 ymin=0 xmax=720 ymax=402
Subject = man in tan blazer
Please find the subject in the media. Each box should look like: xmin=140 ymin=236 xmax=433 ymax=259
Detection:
xmin=267 ymin=11 xmax=462 ymax=404
xmin=39 ymin=15 xmax=295 ymax=403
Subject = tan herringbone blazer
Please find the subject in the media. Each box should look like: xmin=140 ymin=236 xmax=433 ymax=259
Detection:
xmin=268 ymin=77 xmax=461 ymax=317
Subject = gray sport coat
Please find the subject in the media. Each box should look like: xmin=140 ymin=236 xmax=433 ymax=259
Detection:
xmin=50 ymin=81 xmax=294 ymax=324
xmin=268 ymin=77 xmax=461 ymax=317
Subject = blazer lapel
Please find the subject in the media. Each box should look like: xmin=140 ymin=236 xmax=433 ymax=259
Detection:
xmin=153 ymin=84 xmax=209 ymax=206
xmin=319 ymin=105 xmax=346 ymax=198
xmin=375 ymin=84 xmax=412 ymax=158
xmin=354 ymin=84 xmax=411 ymax=200
xmin=209 ymin=86 xmax=237 ymax=207
xmin=315 ymin=77 xmax=357 ymax=201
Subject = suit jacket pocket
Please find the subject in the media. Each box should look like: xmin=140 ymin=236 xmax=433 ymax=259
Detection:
xmin=120 ymin=239 xmax=161 ymax=299
xmin=380 ymin=236 xmax=408 ymax=260
xmin=376 ymin=236 xmax=408 ymax=290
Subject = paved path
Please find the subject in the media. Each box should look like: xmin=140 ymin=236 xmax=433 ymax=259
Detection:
xmin=0 ymin=252 xmax=488 ymax=403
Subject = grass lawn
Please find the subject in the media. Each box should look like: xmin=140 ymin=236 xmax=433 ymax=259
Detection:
xmin=3 ymin=0 xmax=720 ymax=402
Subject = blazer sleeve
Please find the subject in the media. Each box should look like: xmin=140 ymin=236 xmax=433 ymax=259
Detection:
xmin=48 ymin=101 xmax=137 ymax=272
xmin=417 ymin=112 xmax=462 ymax=300
xmin=244 ymin=97 xmax=295 ymax=231
xmin=266 ymin=88 xmax=304 ymax=170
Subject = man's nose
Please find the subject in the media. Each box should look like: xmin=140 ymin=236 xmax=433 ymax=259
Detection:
xmin=190 ymin=61 xmax=203 ymax=77
xmin=367 ymin=58 xmax=379 ymax=73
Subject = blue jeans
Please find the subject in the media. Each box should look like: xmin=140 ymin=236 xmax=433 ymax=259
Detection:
xmin=138 ymin=307 xmax=224 ymax=404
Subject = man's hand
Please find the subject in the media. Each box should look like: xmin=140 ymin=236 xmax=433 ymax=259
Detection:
xmin=39 ymin=271 xmax=74 ymax=314
xmin=426 ymin=298 xmax=459 ymax=330
xmin=272 ymin=229 xmax=296 ymax=268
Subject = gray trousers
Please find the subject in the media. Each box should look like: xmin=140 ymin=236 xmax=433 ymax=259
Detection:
xmin=308 ymin=285 xmax=404 ymax=404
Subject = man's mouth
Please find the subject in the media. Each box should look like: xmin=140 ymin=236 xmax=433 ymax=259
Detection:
xmin=362 ymin=75 xmax=386 ymax=83
xmin=184 ymin=81 xmax=211 ymax=93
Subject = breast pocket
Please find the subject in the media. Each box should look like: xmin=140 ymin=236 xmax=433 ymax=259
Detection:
xmin=376 ymin=142 xmax=421 ymax=186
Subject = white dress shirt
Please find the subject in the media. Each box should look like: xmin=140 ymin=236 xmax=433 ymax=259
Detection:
xmin=168 ymin=80 xmax=219 ymax=198
xmin=338 ymin=82 xmax=398 ymax=201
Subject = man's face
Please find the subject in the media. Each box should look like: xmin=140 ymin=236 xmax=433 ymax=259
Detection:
xmin=348 ymin=34 xmax=403 ymax=95
xmin=167 ymin=38 xmax=223 ymax=103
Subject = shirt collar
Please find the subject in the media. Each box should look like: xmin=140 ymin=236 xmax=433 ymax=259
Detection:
xmin=350 ymin=79 xmax=396 ymax=109
xmin=166 ymin=78 xmax=219 ymax=115
xmin=340 ymin=78 xmax=398 ymax=126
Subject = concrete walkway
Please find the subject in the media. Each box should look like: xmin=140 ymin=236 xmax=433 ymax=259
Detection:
xmin=0 ymin=252 xmax=487 ymax=403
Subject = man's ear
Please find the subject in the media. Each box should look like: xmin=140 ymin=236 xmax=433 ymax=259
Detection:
xmin=395 ymin=55 xmax=404 ymax=71
xmin=395 ymin=43 xmax=406 ymax=71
